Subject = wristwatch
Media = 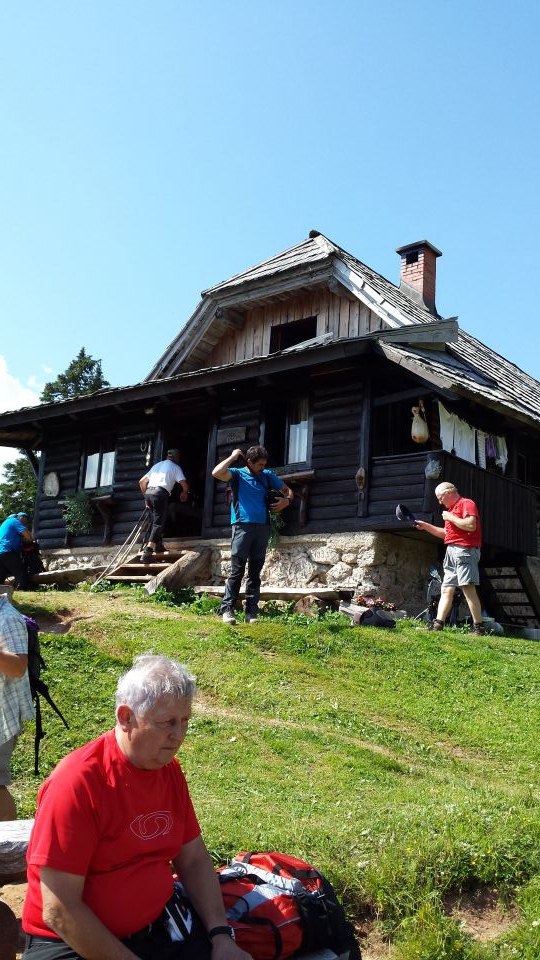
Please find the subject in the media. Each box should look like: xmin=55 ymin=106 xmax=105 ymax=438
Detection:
xmin=208 ymin=925 xmax=235 ymax=941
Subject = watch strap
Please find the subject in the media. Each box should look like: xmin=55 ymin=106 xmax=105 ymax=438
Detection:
xmin=208 ymin=924 xmax=235 ymax=940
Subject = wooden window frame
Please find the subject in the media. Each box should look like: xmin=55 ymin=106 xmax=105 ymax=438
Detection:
xmin=262 ymin=395 xmax=312 ymax=470
xmin=81 ymin=439 xmax=116 ymax=491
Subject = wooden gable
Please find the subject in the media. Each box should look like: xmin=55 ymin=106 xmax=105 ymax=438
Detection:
xmin=202 ymin=286 xmax=387 ymax=369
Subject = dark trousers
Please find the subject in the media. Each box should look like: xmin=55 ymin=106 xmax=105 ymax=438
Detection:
xmin=23 ymin=912 xmax=211 ymax=960
xmin=144 ymin=487 xmax=169 ymax=545
xmin=0 ymin=550 xmax=28 ymax=589
xmin=221 ymin=523 xmax=270 ymax=615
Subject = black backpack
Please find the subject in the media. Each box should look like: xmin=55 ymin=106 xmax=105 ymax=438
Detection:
xmin=24 ymin=616 xmax=69 ymax=774
xmin=21 ymin=540 xmax=45 ymax=576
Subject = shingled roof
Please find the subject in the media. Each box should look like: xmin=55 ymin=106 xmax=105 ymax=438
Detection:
xmin=1 ymin=231 xmax=539 ymax=446
xmin=143 ymin=230 xmax=540 ymax=430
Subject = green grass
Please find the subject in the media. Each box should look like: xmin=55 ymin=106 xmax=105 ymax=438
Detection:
xmin=10 ymin=589 xmax=540 ymax=958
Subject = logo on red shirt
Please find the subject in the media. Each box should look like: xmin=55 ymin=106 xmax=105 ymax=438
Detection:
xmin=130 ymin=810 xmax=173 ymax=840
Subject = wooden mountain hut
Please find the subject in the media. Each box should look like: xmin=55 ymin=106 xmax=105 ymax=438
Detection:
xmin=1 ymin=231 xmax=539 ymax=623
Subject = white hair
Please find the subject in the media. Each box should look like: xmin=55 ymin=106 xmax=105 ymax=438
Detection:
xmin=435 ymin=482 xmax=457 ymax=496
xmin=115 ymin=654 xmax=196 ymax=716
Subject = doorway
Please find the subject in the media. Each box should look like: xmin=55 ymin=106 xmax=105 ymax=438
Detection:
xmin=162 ymin=419 xmax=209 ymax=540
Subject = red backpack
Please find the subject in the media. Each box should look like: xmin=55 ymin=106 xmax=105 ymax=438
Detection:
xmin=218 ymin=851 xmax=361 ymax=960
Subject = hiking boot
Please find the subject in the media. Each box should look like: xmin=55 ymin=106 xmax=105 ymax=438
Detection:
xmin=154 ymin=542 xmax=165 ymax=554
xmin=141 ymin=547 xmax=154 ymax=564
xmin=245 ymin=613 xmax=258 ymax=624
xmin=428 ymin=619 xmax=444 ymax=631
xmin=222 ymin=610 xmax=237 ymax=625
xmin=472 ymin=622 xmax=485 ymax=636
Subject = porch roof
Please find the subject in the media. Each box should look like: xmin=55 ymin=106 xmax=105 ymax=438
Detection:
xmin=2 ymin=316 xmax=540 ymax=451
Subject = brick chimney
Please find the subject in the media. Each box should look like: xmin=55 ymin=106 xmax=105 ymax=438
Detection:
xmin=396 ymin=240 xmax=442 ymax=315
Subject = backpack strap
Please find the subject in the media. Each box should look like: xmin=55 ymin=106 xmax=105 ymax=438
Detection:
xmin=251 ymin=471 xmax=273 ymax=524
xmin=33 ymin=678 xmax=69 ymax=729
xmin=229 ymin=471 xmax=240 ymax=524
xmin=33 ymin=696 xmax=43 ymax=777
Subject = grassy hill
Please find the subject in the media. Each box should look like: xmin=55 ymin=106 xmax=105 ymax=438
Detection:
xmin=9 ymin=588 xmax=540 ymax=959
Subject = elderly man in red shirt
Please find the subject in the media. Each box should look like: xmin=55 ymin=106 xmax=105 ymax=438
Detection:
xmin=415 ymin=481 xmax=484 ymax=635
xmin=22 ymin=654 xmax=252 ymax=960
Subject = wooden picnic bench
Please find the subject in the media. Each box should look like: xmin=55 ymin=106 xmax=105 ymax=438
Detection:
xmin=0 ymin=819 xmax=33 ymax=960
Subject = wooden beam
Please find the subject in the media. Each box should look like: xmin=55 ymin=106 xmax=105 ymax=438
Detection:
xmin=327 ymin=277 xmax=357 ymax=302
xmin=215 ymin=307 xmax=246 ymax=330
xmin=374 ymin=387 xmax=435 ymax=407
xmin=23 ymin=448 xmax=40 ymax=477
xmin=202 ymin=418 xmax=219 ymax=535
xmin=377 ymin=318 xmax=459 ymax=346
xmin=357 ymin=376 xmax=371 ymax=517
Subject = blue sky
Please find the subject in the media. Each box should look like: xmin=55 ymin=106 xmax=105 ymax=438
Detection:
xmin=1 ymin=0 xmax=539 ymax=474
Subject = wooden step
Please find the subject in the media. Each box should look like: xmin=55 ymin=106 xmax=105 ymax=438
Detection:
xmin=107 ymin=575 xmax=153 ymax=582
xmin=193 ymin=585 xmax=340 ymax=600
xmin=481 ymin=565 xmax=539 ymax=629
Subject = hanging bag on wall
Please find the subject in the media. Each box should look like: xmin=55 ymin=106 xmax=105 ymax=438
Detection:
xmin=411 ymin=399 xmax=429 ymax=444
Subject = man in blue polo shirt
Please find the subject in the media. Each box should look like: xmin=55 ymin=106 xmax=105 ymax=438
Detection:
xmin=0 ymin=512 xmax=34 ymax=591
xmin=212 ymin=446 xmax=293 ymax=624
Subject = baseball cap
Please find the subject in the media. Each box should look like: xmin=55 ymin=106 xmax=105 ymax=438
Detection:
xmin=17 ymin=512 xmax=29 ymax=518
xmin=167 ymin=448 xmax=181 ymax=458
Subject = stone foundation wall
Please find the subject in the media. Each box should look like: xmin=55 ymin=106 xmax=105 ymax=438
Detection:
xmin=210 ymin=532 xmax=437 ymax=614
xmin=42 ymin=547 xmax=120 ymax=572
xmin=42 ymin=532 xmax=437 ymax=614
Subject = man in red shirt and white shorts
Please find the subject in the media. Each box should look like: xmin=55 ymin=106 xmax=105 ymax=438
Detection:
xmin=22 ymin=655 xmax=252 ymax=960
xmin=415 ymin=481 xmax=484 ymax=636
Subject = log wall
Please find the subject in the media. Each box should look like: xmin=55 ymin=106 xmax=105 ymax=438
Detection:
xmin=206 ymin=374 xmax=365 ymax=535
xmin=209 ymin=397 xmax=263 ymax=531
xmin=35 ymin=424 xmax=156 ymax=548
xmin=34 ymin=433 xmax=82 ymax=548
xmin=305 ymin=378 xmax=363 ymax=524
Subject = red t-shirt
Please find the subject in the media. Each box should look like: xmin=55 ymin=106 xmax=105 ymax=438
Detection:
xmin=23 ymin=730 xmax=201 ymax=939
xmin=444 ymin=497 xmax=481 ymax=548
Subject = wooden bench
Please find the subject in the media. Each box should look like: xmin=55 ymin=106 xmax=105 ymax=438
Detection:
xmin=0 ymin=820 xmax=33 ymax=960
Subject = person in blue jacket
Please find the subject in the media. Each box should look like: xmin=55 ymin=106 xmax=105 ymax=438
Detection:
xmin=212 ymin=446 xmax=293 ymax=624
xmin=0 ymin=512 xmax=34 ymax=591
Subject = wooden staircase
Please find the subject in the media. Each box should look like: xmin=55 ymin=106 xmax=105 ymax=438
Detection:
xmin=107 ymin=548 xmax=186 ymax=584
xmin=481 ymin=565 xmax=540 ymax=630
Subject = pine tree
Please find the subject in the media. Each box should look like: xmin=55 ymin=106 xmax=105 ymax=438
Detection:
xmin=1 ymin=349 xmax=109 ymax=520
xmin=40 ymin=347 xmax=109 ymax=403
xmin=0 ymin=454 xmax=39 ymax=519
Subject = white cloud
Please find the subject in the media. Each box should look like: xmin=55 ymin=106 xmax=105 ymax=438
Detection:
xmin=27 ymin=374 xmax=46 ymax=393
xmin=0 ymin=354 xmax=41 ymax=481
xmin=43 ymin=365 xmax=54 ymax=375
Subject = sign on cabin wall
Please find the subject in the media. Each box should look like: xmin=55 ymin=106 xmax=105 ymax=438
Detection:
xmin=217 ymin=426 xmax=247 ymax=446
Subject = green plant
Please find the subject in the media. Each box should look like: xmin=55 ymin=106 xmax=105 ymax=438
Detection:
xmin=89 ymin=579 xmax=116 ymax=593
xmin=62 ymin=490 xmax=93 ymax=535
xmin=268 ymin=509 xmax=285 ymax=547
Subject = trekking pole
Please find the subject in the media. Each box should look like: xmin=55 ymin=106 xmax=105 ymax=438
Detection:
xmin=92 ymin=510 xmax=150 ymax=588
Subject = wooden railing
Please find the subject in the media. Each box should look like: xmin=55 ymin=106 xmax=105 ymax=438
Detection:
xmin=368 ymin=451 xmax=538 ymax=557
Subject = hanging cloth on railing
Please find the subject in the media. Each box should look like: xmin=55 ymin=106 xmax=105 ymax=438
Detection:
xmin=453 ymin=418 xmax=476 ymax=464
xmin=476 ymin=430 xmax=487 ymax=469
xmin=438 ymin=401 xmax=456 ymax=453
xmin=495 ymin=436 xmax=508 ymax=472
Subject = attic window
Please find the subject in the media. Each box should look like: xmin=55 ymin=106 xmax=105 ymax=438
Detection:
xmin=406 ymin=251 xmax=419 ymax=265
xmin=269 ymin=316 xmax=317 ymax=353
